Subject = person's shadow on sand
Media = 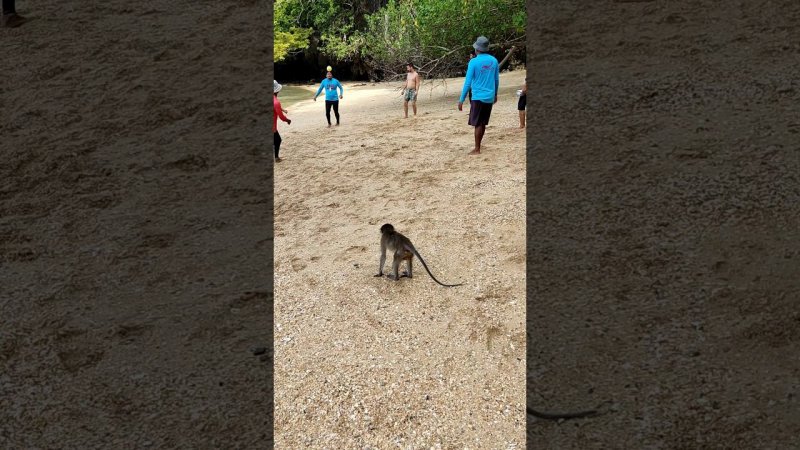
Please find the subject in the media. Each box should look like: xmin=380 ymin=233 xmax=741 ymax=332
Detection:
xmin=1 ymin=14 xmax=35 ymax=28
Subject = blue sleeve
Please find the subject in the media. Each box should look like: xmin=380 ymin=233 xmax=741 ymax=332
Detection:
xmin=315 ymin=81 xmax=324 ymax=97
xmin=495 ymin=61 xmax=500 ymax=98
xmin=460 ymin=61 xmax=475 ymax=103
xmin=337 ymin=80 xmax=343 ymax=96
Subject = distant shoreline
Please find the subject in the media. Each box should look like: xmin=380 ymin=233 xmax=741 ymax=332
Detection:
xmin=277 ymin=85 xmax=315 ymax=109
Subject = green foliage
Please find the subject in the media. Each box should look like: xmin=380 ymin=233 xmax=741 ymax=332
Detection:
xmin=275 ymin=27 xmax=313 ymax=62
xmin=275 ymin=0 xmax=341 ymax=31
xmin=275 ymin=0 xmax=356 ymax=60
xmin=358 ymin=0 xmax=525 ymax=78
xmin=274 ymin=0 xmax=328 ymax=62
xmin=274 ymin=0 xmax=525 ymax=79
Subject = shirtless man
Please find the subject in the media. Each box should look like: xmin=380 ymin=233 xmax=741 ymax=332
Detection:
xmin=403 ymin=63 xmax=421 ymax=118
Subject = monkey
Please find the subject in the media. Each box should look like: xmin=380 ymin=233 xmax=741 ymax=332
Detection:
xmin=374 ymin=223 xmax=463 ymax=287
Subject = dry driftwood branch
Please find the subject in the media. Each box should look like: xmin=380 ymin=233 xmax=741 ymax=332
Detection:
xmin=365 ymin=35 xmax=525 ymax=81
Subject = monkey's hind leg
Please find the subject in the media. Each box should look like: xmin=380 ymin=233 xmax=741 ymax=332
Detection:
xmin=403 ymin=252 xmax=413 ymax=278
xmin=391 ymin=251 xmax=403 ymax=281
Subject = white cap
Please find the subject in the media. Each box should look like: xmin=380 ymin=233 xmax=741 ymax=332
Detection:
xmin=274 ymin=80 xmax=283 ymax=93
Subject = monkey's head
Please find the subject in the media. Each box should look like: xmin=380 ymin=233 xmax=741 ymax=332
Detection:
xmin=380 ymin=223 xmax=395 ymax=234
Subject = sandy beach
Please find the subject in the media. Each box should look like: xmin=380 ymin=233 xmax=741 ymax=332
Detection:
xmin=7 ymin=0 xmax=795 ymax=447
xmin=528 ymin=0 xmax=800 ymax=447
xmin=274 ymin=70 xmax=527 ymax=448
xmin=2 ymin=1 xmax=271 ymax=447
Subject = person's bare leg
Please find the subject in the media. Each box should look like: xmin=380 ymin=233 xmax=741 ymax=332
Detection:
xmin=518 ymin=110 xmax=526 ymax=131
xmin=469 ymin=125 xmax=485 ymax=155
xmin=404 ymin=100 xmax=408 ymax=118
xmin=412 ymin=101 xmax=417 ymax=116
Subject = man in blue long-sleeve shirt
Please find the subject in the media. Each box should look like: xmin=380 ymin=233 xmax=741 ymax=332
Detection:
xmin=457 ymin=36 xmax=499 ymax=155
xmin=313 ymin=71 xmax=344 ymax=128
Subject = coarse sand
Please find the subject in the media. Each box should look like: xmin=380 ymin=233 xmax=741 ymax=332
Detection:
xmin=2 ymin=1 xmax=271 ymax=447
xmin=527 ymin=0 xmax=800 ymax=447
xmin=274 ymin=70 xmax=527 ymax=449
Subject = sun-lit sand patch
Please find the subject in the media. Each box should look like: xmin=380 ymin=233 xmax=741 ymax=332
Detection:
xmin=274 ymin=70 xmax=527 ymax=449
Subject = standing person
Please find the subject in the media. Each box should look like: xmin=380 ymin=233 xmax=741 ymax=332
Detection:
xmin=1 ymin=0 xmax=27 ymax=28
xmin=457 ymin=36 xmax=500 ymax=155
xmin=403 ymin=63 xmax=421 ymax=118
xmin=313 ymin=71 xmax=344 ymax=128
xmin=517 ymin=82 xmax=527 ymax=130
xmin=273 ymin=80 xmax=291 ymax=163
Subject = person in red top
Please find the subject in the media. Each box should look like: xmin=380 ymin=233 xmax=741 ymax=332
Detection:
xmin=273 ymin=80 xmax=291 ymax=162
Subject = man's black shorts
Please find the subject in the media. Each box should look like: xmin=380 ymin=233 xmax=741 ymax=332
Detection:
xmin=468 ymin=100 xmax=493 ymax=127
xmin=517 ymin=94 xmax=526 ymax=111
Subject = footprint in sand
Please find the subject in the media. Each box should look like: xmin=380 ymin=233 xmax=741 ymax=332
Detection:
xmin=139 ymin=232 xmax=177 ymax=249
xmin=164 ymin=154 xmax=209 ymax=172
xmin=109 ymin=323 xmax=153 ymax=342
xmin=81 ymin=193 xmax=121 ymax=210
xmin=6 ymin=247 xmax=38 ymax=262
xmin=290 ymin=257 xmax=306 ymax=271
xmin=485 ymin=326 xmax=505 ymax=351
xmin=229 ymin=291 xmax=270 ymax=309
xmin=57 ymin=348 xmax=105 ymax=373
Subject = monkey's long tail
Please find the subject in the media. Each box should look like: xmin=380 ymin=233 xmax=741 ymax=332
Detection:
xmin=408 ymin=246 xmax=463 ymax=287
xmin=527 ymin=406 xmax=599 ymax=420
xmin=527 ymin=400 xmax=615 ymax=421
